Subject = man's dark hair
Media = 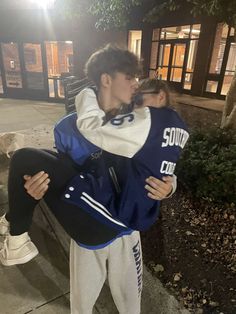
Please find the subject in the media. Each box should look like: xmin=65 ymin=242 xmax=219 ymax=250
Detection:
xmin=84 ymin=44 xmax=141 ymax=87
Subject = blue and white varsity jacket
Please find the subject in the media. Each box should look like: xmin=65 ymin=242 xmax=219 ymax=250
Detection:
xmin=54 ymin=88 xmax=189 ymax=232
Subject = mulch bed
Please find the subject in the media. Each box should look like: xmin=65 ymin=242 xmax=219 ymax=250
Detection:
xmin=141 ymin=188 xmax=236 ymax=314
xmin=141 ymin=103 xmax=236 ymax=314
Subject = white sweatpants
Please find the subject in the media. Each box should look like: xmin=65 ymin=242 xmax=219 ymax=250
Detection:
xmin=70 ymin=231 xmax=143 ymax=314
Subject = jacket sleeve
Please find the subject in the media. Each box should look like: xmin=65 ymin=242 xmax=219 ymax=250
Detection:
xmin=75 ymin=88 xmax=151 ymax=158
xmin=54 ymin=112 xmax=100 ymax=165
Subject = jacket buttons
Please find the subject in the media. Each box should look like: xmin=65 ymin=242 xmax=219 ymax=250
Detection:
xmin=65 ymin=194 xmax=70 ymax=198
xmin=80 ymin=175 xmax=85 ymax=179
xmin=69 ymin=186 xmax=74 ymax=191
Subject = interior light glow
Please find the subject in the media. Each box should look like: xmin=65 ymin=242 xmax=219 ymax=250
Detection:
xmin=182 ymin=29 xmax=200 ymax=33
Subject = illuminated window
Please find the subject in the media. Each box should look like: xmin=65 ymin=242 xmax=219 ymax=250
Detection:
xmin=207 ymin=24 xmax=235 ymax=96
xmin=156 ymin=67 xmax=168 ymax=80
xmin=206 ymin=81 xmax=218 ymax=93
xmin=209 ymin=23 xmax=228 ymax=74
xmin=186 ymin=40 xmax=198 ymax=72
xmin=184 ymin=73 xmax=193 ymax=90
xmin=230 ymin=27 xmax=235 ymax=36
xmin=158 ymin=44 xmax=171 ymax=67
xmin=45 ymin=41 xmax=74 ymax=77
xmin=128 ymin=31 xmax=142 ymax=59
xmin=160 ymin=26 xmax=191 ymax=39
xmin=45 ymin=41 xmax=74 ymax=98
xmin=221 ymin=42 xmax=236 ymax=95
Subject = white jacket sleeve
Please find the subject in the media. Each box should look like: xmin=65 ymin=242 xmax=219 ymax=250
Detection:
xmin=75 ymin=88 xmax=151 ymax=158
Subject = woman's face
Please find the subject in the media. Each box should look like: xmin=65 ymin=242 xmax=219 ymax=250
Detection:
xmin=139 ymin=90 xmax=167 ymax=108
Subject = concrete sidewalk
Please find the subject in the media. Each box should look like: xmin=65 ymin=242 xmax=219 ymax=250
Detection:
xmin=0 ymin=97 xmax=199 ymax=314
xmin=174 ymin=93 xmax=224 ymax=112
xmin=0 ymin=98 xmax=71 ymax=314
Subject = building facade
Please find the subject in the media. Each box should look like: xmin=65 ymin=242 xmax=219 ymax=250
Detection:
xmin=0 ymin=3 xmax=235 ymax=102
xmin=0 ymin=5 xmax=127 ymax=102
xmin=128 ymin=15 xmax=235 ymax=100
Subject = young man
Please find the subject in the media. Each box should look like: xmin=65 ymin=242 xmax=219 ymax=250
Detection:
xmin=0 ymin=45 xmax=176 ymax=314
xmin=54 ymin=78 xmax=188 ymax=233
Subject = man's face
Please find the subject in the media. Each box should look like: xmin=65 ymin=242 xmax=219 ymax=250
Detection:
xmin=110 ymin=72 xmax=138 ymax=108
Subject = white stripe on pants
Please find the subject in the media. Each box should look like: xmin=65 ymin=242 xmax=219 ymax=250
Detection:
xmin=70 ymin=231 xmax=143 ymax=314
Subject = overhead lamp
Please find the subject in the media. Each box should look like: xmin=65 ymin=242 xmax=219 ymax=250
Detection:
xmin=30 ymin=0 xmax=55 ymax=9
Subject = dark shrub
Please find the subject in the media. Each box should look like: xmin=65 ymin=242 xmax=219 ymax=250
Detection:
xmin=176 ymin=128 xmax=236 ymax=204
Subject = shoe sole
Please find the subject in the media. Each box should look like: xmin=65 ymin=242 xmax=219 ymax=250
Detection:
xmin=0 ymin=248 xmax=39 ymax=266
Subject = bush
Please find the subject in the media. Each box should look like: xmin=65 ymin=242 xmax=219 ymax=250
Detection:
xmin=176 ymin=128 xmax=236 ymax=204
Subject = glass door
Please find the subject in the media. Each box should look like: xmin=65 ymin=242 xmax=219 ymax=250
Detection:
xmin=45 ymin=41 xmax=74 ymax=99
xmin=157 ymin=41 xmax=187 ymax=90
xmin=170 ymin=43 xmax=186 ymax=83
xmin=0 ymin=42 xmax=48 ymax=99
xmin=1 ymin=42 xmax=23 ymax=93
xmin=0 ymin=40 xmax=74 ymax=100
xmin=23 ymin=43 xmax=47 ymax=98
xmin=157 ymin=43 xmax=171 ymax=80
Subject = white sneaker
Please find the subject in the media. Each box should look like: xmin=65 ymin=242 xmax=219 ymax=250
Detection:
xmin=0 ymin=214 xmax=10 ymax=236
xmin=0 ymin=236 xmax=39 ymax=266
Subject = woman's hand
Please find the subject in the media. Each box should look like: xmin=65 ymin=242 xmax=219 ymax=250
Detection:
xmin=24 ymin=171 xmax=50 ymax=200
xmin=145 ymin=176 xmax=173 ymax=200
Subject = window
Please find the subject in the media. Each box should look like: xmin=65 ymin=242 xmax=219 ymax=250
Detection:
xmin=221 ymin=42 xmax=236 ymax=95
xmin=206 ymin=23 xmax=235 ymax=96
xmin=209 ymin=23 xmax=228 ymax=74
xmin=45 ymin=41 xmax=74 ymax=98
xmin=183 ymin=73 xmax=193 ymax=90
xmin=206 ymin=81 xmax=218 ymax=93
xmin=128 ymin=31 xmax=142 ymax=59
xmin=160 ymin=26 xmax=190 ymax=40
xmin=23 ymin=43 xmax=44 ymax=90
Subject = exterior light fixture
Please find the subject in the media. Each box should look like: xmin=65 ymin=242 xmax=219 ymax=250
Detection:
xmin=30 ymin=0 xmax=55 ymax=9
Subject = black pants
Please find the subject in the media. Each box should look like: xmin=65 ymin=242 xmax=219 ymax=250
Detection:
xmin=6 ymin=148 xmax=120 ymax=246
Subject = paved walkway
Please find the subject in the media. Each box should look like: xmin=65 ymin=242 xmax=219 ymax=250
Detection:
xmin=0 ymin=94 xmax=219 ymax=314
xmin=0 ymin=98 xmax=71 ymax=314
xmin=175 ymin=93 xmax=224 ymax=112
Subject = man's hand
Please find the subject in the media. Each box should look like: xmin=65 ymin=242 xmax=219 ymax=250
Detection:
xmin=24 ymin=171 xmax=50 ymax=200
xmin=145 ymin=176 xmax=173 ymax=200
